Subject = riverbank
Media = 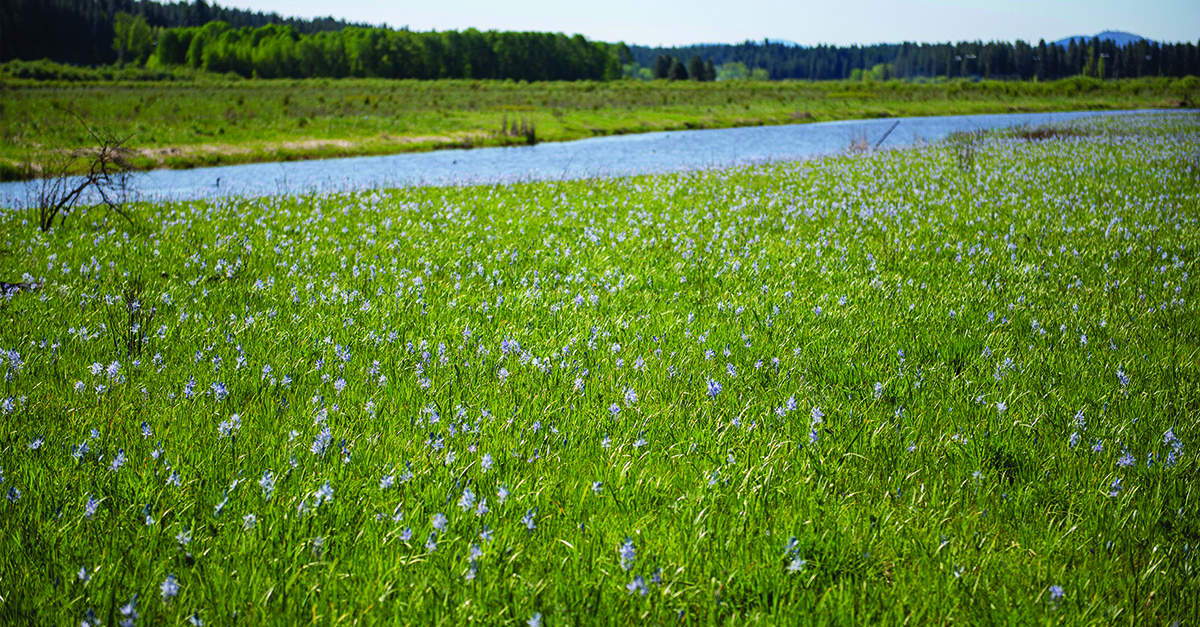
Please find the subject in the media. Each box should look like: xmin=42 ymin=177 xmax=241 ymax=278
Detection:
xmin=2 ymin=75 xmax=1195 ymax=181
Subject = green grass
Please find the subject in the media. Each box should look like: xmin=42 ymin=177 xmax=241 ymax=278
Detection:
xmin=0 ymin=113 xmax=1198 ymax=625
xmin=1 ymin=75 xmax=1197 ymax=180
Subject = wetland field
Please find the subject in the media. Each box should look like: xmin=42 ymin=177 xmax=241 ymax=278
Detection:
xmin=0 ymin=112 xmax=1198 ymax=624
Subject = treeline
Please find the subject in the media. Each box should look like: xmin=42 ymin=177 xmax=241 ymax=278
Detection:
xmin=632 ymin=38 xmax=1200 ymax=81
xmin=144 ymin=23 xmax=621 ymax=80
xmin=6 ymin=0 xmax=1198 ymax=83
xmin=1 ymin=0 xmax=366 ymax=66
xmin=3 ymin=0 xmax=622 ymax=81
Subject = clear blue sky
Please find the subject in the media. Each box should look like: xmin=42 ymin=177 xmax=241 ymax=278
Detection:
xmin=220 ymin=0 xmax=1198 ymax=46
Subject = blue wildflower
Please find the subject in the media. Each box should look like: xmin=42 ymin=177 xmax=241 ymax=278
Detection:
xmin=619 ymin=537 xmax=636 ymax=571
xmin=161 ymin=574 xmax=180 ymax=602
xmin=706 ymin=378 xmax=722 ymax=397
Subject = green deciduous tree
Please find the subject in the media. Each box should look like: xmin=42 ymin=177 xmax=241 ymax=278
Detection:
xmin=112 ymin=12 xmax=153 ymax=65
xmin=717 ymin=61 xmax=749 ymax=81
xmin=653 ymin=54 xmax=672 ymax=79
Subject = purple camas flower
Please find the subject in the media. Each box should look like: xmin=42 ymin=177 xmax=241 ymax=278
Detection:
xmin=160 ymin=574 xmax=180 ymax=602
xmin=118 ymin=593 xmax=139 ymax=627
xmin=458 ymin=488 xmax=475 ymax=511
xmin=619 ymin=537 xmax=636 ymax=571
xmin=217 ymin=415 xmax=241 ymax=438
xmin=182 ymin=376 xmax=195 ymax=398
xmin=706 ymin=378 xmax=722 ymax=397
xmin=315 ymin=481 xmax=333 ymax=505
xmin=311 ymin=426 xmax=332 ymax=457
xmin=110 ymin=449 xmax=126 ymax=472
xmin=1164 ymin=428 xmax=1183 ymax=466
xmin=259 ymin=470 xmax=275 ymax=500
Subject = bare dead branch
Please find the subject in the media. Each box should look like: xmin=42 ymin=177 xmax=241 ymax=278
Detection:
xmin=29 ymin=106 xmax=138 ymax=231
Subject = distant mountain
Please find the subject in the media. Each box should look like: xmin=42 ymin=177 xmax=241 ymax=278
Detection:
xmin=1054 ymin=31 xmax=1152 ymax=48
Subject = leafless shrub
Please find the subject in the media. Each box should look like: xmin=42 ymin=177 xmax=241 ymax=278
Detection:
xmin=28 ymin=109 xmax=137 ymax=232
xmin=846 ymin=131 xmax=871 ymax=154
xmin=1013 ymin=125 xmax=1084 ymax=142
xmin=497 ymin=114 xmax=538 ymax=145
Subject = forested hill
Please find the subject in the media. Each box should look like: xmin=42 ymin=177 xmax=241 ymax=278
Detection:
xmin=632 ymin=38 xmax=1200 ymax=81
xmin=1 ymin=0 xmax=371 ymax=66
xmin=2 ymin=0 xmax=621 ymax=81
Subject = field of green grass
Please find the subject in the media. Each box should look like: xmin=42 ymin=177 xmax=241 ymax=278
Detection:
xmin=0 ymin=113 xmax=1198 ymax=624
xmin=1 ymin=74 xmax=1197 ymax=180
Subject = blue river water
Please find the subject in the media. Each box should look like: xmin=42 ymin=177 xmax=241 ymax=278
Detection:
xmin=0 ymin=109 xmax=1182 ymax=206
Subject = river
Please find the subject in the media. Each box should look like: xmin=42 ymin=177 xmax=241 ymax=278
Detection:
xmin=0 ymin=109 xmax=1185 ymax=206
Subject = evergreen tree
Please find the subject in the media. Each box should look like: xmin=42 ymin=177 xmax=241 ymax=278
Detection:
xmin=668 ymin=57 xmax=688 ymax=80
xmin=653 ymin=54 xmax=672 ymax=79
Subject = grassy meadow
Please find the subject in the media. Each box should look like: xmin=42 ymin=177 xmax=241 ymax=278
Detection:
xmin=0 ymin=112 xmax=1198 ymax=624
xmin=1 ymin=75 xmax=1197 ymax=180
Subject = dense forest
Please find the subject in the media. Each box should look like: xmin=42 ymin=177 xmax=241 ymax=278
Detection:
xmin=3 ymin=0 xmax=1198 ymax=81
xmin=1 ymin=0 xmax=369 ymax=67
xmin=2 ymin=0 xmax=622 ymax=80
xmin=632 ymin=38 xmax=1200 ymax=81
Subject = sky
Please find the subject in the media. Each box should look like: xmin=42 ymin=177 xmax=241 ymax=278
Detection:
xmin=218 ymin=0 xmax=1198 ymax=46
